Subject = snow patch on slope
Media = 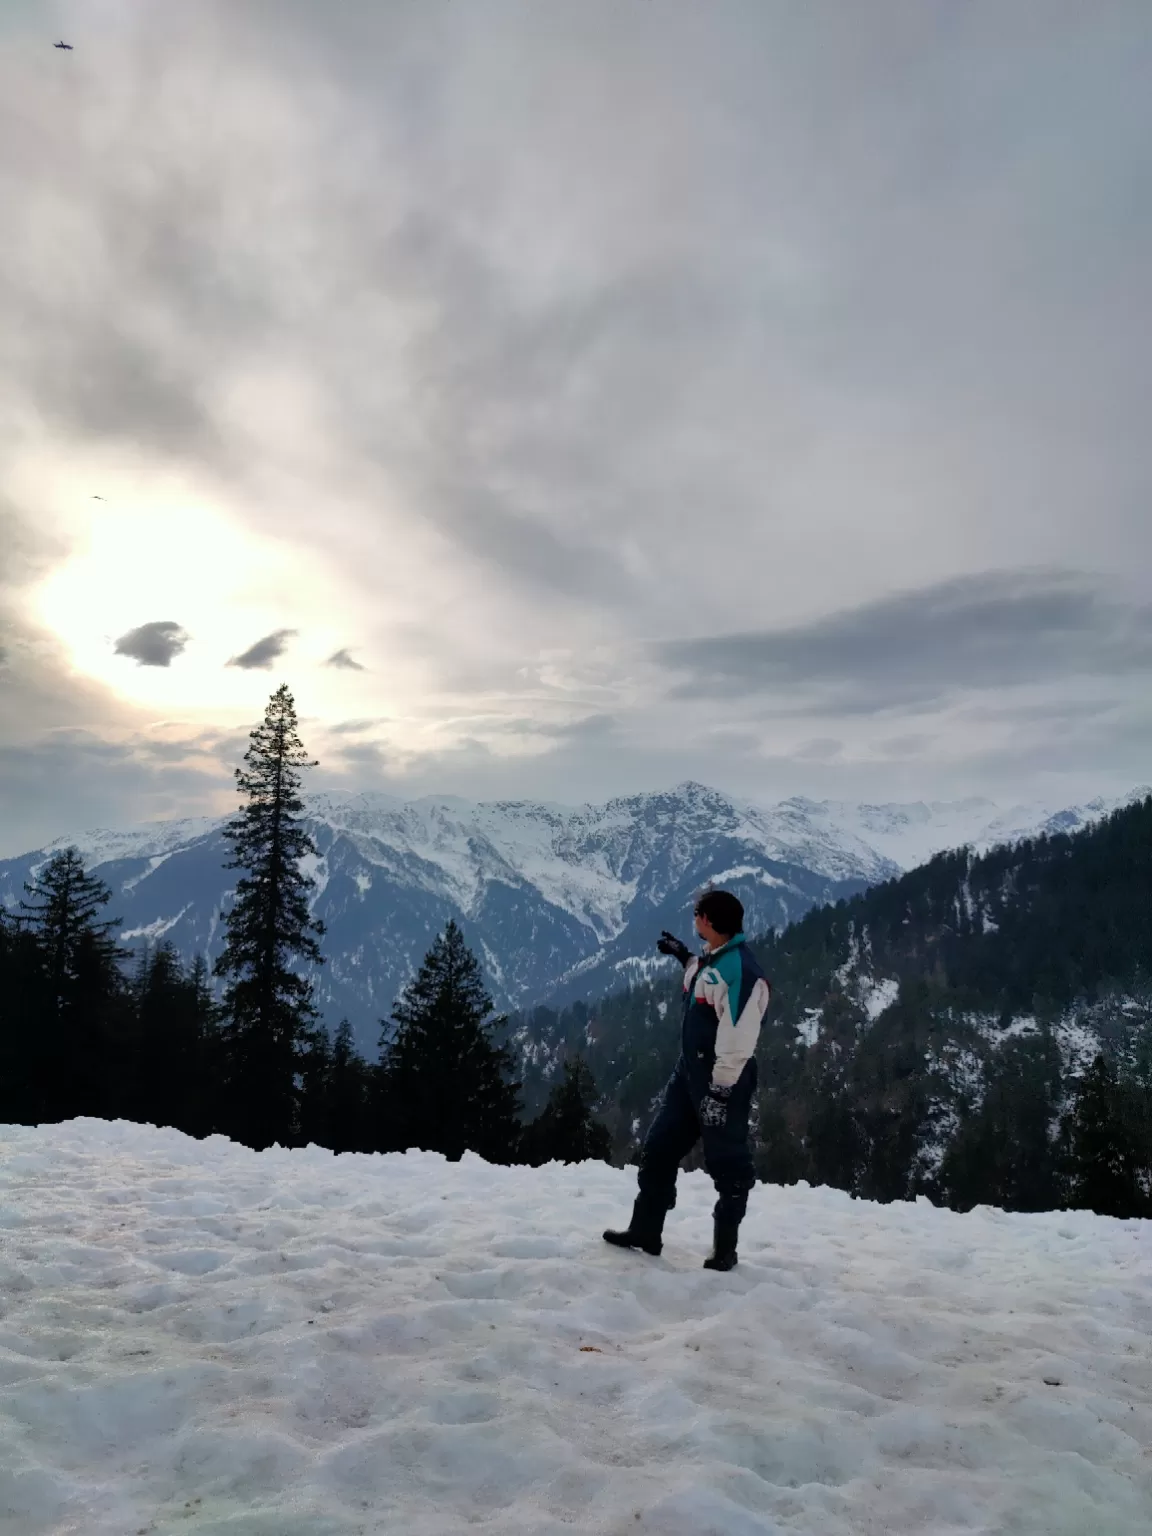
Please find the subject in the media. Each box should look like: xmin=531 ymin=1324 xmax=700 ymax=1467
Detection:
xmin=832 ymin=928 xmax=900 ymax=1026
xmin=860 ymin=976 xmax=900 ymax=1023
xmin=797 ymin=1009 xmax=822 ymax=1048
xmin=1054 ymin=1017 xmax=1105 ymax=1076
xmin=707 ymin=864 xmax=788 ymax=890
xmin=121 ymin=854 xmax=175 ymax=892
xmin=120 ymin=905 xmax=192 ymax=943
xmin=298 ymin=852 xmax=329 ymax=899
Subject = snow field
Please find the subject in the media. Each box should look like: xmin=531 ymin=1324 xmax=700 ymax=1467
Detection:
xmin=1 ymin=1121 xmax=1151 ymax=1535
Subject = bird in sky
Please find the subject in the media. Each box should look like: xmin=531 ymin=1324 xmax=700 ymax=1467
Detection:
xmin=92 ymin=495 xmax=104 ymax=500
xmin=54 ymin=40 xmax=73 ymax=51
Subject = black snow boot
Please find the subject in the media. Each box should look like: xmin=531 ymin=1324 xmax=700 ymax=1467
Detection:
xmin=603 ymin=1195 xmax=664 ymax=1257
xmin=702 ymin=1219 xmax=739 ymax=1271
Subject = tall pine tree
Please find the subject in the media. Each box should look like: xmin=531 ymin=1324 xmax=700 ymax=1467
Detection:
xmin=14 ymin=849 xmax=128 ymax=1121
xmin=378 ymin=920 xmax=521 ymax=1163
xmin=214 ymin=684 xmax=326 ymax=1149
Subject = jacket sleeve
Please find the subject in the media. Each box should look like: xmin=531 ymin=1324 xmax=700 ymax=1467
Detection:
xmin=700 ymin=958 xmax=771 ymax=1090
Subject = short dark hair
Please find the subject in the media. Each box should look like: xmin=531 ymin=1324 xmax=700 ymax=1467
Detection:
xmin=694 ymin=889 xmax=744 ymax=937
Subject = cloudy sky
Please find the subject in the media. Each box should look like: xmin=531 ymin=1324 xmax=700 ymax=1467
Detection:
xmin=1 ymin=1 xmax=1150 ymax=855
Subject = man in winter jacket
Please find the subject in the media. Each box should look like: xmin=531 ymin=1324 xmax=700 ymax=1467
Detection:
xmin=603 ymin=889 xmax=771 ymax=1270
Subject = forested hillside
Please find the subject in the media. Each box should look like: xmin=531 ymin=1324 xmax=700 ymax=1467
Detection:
xmin=512 ymin=795 xmax=1152 ymax=1216
xmin=5 ymin=785 xmax=1151 ymax=1217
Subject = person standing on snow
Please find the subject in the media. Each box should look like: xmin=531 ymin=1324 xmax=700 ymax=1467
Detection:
xmin=603 ymin=889 xmax=771 ymax=1271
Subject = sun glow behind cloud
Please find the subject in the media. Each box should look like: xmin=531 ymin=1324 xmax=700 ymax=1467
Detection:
xmin=29 ymin=488 xmax=376 ymax=721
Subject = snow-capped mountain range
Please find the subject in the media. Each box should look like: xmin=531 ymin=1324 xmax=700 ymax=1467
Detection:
xmin=1 ymin=781 xmax=1145 ymax=1053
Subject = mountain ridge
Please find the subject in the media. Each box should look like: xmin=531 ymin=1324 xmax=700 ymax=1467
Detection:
xmin=2 ymin=781 xmax=1144 ymax=1053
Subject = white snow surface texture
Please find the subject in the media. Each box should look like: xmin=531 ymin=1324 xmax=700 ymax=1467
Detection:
xmin=2 ymin=1123 xmax=1151 ymax=1536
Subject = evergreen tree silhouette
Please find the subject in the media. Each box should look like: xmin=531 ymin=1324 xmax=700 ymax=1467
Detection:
xmin=940 ymin=1033 xmax=1063 ymax=1212
xmin=296 ymin=1022 xmax=334 ymax=1149
xmin=1063 ymin=1054 xmax=1146 ymax=1217
xmin=187 ymin=952 xmax=225 ymax=1135
xmin=293 ymin=1018 xmax=374 ymax=1152
xmin=378 ymin=921 xmax=521 ymax=1162
xmin=132 ymin=943 xmax=221 ymax=1136
xmin=327 ymin=1019 xmax=372 ymax=1153
xmin=14 ymin=849 xmax=127 ymax=1120
xmin=214 ymin=684 xmax=326 ymax=1149
xmin=519 ymin=1055 xmax=612 ymax=1165
xmin=0 ymin=905 xmax=54 ymax=1123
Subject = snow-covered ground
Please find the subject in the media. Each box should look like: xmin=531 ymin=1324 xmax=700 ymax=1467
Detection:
xmin=2 ymin=1123 xmax=1151 ymax=1536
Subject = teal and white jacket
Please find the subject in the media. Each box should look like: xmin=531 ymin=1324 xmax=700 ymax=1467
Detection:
xmin=679 ymin=933 xmax=772 ymax=1093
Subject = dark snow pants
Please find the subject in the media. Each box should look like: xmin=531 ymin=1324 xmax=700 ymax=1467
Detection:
xmin=636 ymin=1058 xmax=757 ymax=1228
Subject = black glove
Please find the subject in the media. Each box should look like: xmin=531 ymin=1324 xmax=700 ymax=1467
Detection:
xmin=698 ymin=1085 xmax=732 ymax=1129
xmin=656 ymin=930 xmax=692 ymax=966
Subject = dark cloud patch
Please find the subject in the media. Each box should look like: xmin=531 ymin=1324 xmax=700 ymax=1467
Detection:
xmin=325 ymin=648 xmax=365 ymax=670
xmin=657 ymin=571 xmax=1152 ymax=709
xmin=113 ymin=620 xmax=191 ymax=668
xmin=227 ymin=629 xmax=298 ymax=670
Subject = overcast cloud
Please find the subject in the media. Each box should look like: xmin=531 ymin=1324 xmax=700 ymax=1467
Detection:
xmin=0 ymin=1 xmax=1150 ymax=855
xmin=657 ymin=571 xmax=1152 ymax=709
